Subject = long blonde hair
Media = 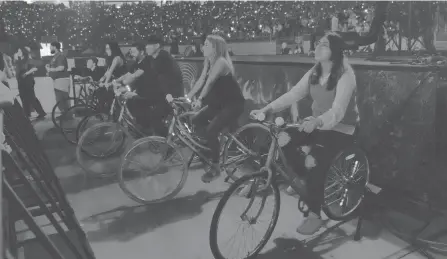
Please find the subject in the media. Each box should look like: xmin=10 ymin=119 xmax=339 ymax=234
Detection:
xmin=203 ymin=34 xmax=235 ymax=76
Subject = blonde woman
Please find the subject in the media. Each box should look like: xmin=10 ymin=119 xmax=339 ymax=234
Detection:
xmin=186 ymin=35 xmax=245 ymax=183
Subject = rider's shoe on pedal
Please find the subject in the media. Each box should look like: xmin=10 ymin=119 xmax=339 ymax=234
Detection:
xmin=202 ymin=163 xmax=221 ymax=183
xmin=285 ymin=186 xmax=296 ymax=195
xmin=296 ymin=212 xmax=324 ymax=235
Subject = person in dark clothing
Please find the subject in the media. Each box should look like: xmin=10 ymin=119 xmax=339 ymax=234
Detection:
xmin=46 ymin=41 xmax=70 ymax=116
xmin=100 ymin=41 xmax=127 ymax=83
xmin=281 ymin=42 xmax=291 ymax=55
xmin=145 ymin=35 xmax=184 ymax=99
xmin=186 ymin=34 xmax=245 ymax=183
xmin=14 ymin=47 xmax=46 ymax=119
xmin=74 ymin=58 xmax=105 ymax=82
xmin=170 ymin=35 xmax=179 ymax=55
xmin=113 ymin=42 xmax=168 ymax=136
xmin=188 ymin=42 xmax=203 ymax=57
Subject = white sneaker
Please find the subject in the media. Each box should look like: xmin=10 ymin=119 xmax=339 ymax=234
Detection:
xmin=296 ymin=212 xmax=324 ymax=235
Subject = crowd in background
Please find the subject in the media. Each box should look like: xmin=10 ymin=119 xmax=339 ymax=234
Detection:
xmin=0 ymin=1 xmax=377 ymax=50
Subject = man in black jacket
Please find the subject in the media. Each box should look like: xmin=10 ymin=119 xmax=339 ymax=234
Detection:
xmin=145 ymin=35 xmax=184 ymax=99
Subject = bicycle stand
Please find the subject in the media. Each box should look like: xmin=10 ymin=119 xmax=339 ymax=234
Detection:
xmin=301 ymin=188 xmax=376 ymax=247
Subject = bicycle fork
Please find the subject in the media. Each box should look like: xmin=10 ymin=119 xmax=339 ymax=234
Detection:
xmin=338 ymin=160 xmax=360 ymax=208
xmin=238 ymin=137 xmax=277 ymax=223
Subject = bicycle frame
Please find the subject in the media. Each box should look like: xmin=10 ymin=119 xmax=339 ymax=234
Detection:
xmin=259 ymin=118 xmax=363 ymax=201
xmin=108 ymin=92 xmax=144 ymax=138
xmin=254 ymin=120 xmax=309 ymax=196
xmin=166 ymin=98 xmax=256 ymax=168
xmin=73 ymin=79 xmax=98 ymax=104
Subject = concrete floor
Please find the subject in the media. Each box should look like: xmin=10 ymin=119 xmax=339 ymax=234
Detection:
xmin=14 ymin=72 xmax=447 ymax=259
xmin=35 ymin=121 xmax=447 ymax=259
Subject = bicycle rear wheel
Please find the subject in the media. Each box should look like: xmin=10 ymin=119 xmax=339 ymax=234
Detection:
xmin=222 ymin=123 xmax=272 ymax=182
xmin=210 ymin=172 xmax=280 ymax=259
xmin=59 ymin=104 xmax=97 ymax=145
xmin=322 ymin=146 xmax=370 ymax=221
xmin=118 ymin=136 xmax=188 ymax=204
xmin=76 ymin=122 xmax=127 ymax=177
xmin=51 ymin=97 xmax=85 ymax=128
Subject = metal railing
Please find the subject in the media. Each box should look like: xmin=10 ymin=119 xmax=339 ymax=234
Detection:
xmin=1 ymin=100 xmax=96 ymax=259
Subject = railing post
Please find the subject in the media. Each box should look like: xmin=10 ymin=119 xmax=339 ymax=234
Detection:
xmin=1 ymin=110 xmax=4 ymax=259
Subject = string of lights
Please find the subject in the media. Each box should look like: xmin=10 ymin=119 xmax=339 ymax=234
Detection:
xmin=0 ymin=1 xmax=443 ymax=48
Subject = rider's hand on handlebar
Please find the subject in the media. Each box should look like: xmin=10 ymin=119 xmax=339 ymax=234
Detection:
xmin=123 ymin=91 xmax=137 ymax=99
xmin=192 ymin=99 xmax=202 ymax=110
xmin=250 ymin=109 xmax=266 ymax=121
xmin=112 ymin=80 xmax=121 ymax=88
xmin=177 ymin=96 xmax=192 ymax=103
xmin=298 ymin=116 xmax=321 ymax=133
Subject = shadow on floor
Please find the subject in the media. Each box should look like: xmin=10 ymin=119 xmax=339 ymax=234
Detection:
xmin=257 ymin=220 xmax=384 ymax=259
xmin=257 ymin=237 xmax=324 ymax=259
xmin=81 ymin=190 xmax=224 ymax=243
xmin=39 ymin=125 xmax=126 ymax=195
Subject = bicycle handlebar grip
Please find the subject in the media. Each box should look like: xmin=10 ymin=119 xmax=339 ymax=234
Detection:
xmin=166 ymin=94 xmax=173 ymax=103
xmin=275 ymin=117 xmax=285 ymax=127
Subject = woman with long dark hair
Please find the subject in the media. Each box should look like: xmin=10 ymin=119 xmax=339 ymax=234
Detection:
xmin=14 ymin=47 xmax=46 ymax=119
xmin=100 ymin=41 xmax=126 ymax=83
xmin=251 ymin=32 xmax=359 ymax=235
xmin=97 ymin=42 xmax=127 ymax=108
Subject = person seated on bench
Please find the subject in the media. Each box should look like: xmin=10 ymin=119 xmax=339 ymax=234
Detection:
xmin=74 ymin=57 xmax=105 ymax=82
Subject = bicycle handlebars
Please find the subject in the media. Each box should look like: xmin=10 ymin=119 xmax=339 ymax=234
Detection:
xmin=166 ymin=94 xmax=191 ymax=105
xmin=250 ymin=112 xmax=302 ymax=129
xmin=249 ymin=112 xmax=305 ymax=192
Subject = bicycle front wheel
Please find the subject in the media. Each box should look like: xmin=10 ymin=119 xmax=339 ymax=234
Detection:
xmin=59 ymin=104 xmax=97 ymax=145
xmin=76 ymin=112 xmax=109 ymax=143
xmin=118 ymin=136 xmax=188 ymax=204
xmin=210 ymin=172 xmax=280 ymax=259
xmin=222 ymin=123 xmax=272 ymax=182
xmin=76 ymin=122 xmax=127 ymax=177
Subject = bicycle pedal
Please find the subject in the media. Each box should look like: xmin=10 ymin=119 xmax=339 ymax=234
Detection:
xmin=224 ymin=176 xmax=234 ymax=184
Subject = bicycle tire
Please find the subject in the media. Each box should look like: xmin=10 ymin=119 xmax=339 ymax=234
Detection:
xmin=322 ymin=146 xmax=370 ymax=221
xmin=75 ymin=112 xmax=109 ymax=143
xmin=222 ymin=122 xmax=272 ymax=182
xmin=51 ymin=97 xmax=85 ymax=128
xmin=76 ymin=122 xmax=127 ymax=177
xmin=210 ymin=172 xmax=280 ymax=259
xmin=60 ymin=104 xmax=97 ymax=145
xmin=118 ymin=136 xmax=188 ymax=204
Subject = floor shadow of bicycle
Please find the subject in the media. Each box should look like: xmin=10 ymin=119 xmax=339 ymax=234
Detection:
xmin=257 ymin=220 xmax=380 ymax=259
xmin=81 ymin=190 xmax=224 ymax=243
xmin=256 ymin=237 xmax=324 ymax=259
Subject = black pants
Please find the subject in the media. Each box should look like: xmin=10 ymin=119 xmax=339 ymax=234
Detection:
xmin=18 ymin=78 xmax=45 ymax=117
xmin=192 ymin=101 xmax=245 ymax=163
xmin=126 ymin=98 xmax=170 ymax=137
xmin=281 ymin=129 xmax=353 ymax=216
